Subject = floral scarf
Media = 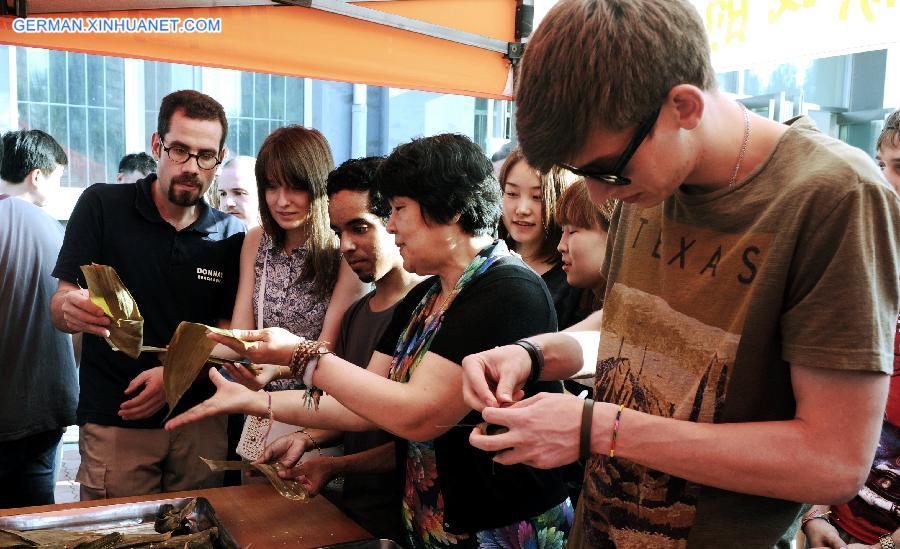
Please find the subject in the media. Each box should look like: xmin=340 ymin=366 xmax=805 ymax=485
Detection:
xmin=389 ymin=239 xmax=511 ymax=383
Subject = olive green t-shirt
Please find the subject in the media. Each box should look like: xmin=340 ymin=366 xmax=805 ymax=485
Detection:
xmin=575 ymin=117 xmax=900 ymax=548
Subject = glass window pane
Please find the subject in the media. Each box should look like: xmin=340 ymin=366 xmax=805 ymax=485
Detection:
xmin=66 ymin=53 xmax=86 ymax=106
xmin=27 ymin=48 xmax=49 ymax=103
xmin=254 ymin=119 xmax=268 ymax=155
xmin=16 ymin=48 xmax=27 ymax=101
xmin=285 ymin=77 xmax=303 ymax=122
xmin=240 ymin=72 xmax=253 ymax=118
xmin=367 ymin=86 xmax=384 ymax=156
xmin=49 ymin=51 xmax=67 ymax=104
xmin=225 ymin=123 xmax=237 ymax=159
xmin=271 ymin=75 xmax=285 ymax=121
xmin=239 ymin=118 xmax=252 ymax=156
xmin=88 ymin=108 xmax=106 ymax=184
xmin=106 ymin=58 xmax=124 ymax=109
xmin=158 ymin=64 xmax=172 ymax=104
xmin=254 ymin=73 xmax=269 ymax=119
xmin=29 ymin=103 xmax=48 ymax=132
xmin=17 ymin=102 xmax=28 ymax=128
xmin=49 ymin=105 xmax=67 ymax=148
xmin=145 ymin=111 xmax=156 ymax=152
xmin=68 ymin=106 xmax=87 ymax=187
xmin=87 ymin=55 xmax=104 ymax=107
xmin=171 ymin=63 xmax=194 ymax=91
xmin=107 ymin=108 xmax=124 ymax=182
xmin=144 ymin=61 xmax=157 ymax=111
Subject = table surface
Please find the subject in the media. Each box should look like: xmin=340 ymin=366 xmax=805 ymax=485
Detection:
xmin=0 ymin=484 xmax=373 ymax=548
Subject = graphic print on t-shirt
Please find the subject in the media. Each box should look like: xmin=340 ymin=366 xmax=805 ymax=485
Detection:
xmin=583 ymin=214 xmax=773 ymax=547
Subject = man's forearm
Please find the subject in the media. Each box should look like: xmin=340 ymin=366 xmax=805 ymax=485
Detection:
xmin=590 ymin=368 xmax=887 ymax=504
xmin=524 ymin=310 xmax=602 ymax=381
xmin=527 ymin=331 xmax=598 ymax=381
xmin=330 ymin=442 xmax=396 ymax=476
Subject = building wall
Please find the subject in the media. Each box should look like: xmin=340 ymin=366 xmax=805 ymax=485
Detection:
xmin=718 ymin=49 xmax=897 ymax=158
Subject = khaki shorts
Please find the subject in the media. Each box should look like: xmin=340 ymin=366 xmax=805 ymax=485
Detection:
xmin=77 ymin=415 xmax=227 ymax=500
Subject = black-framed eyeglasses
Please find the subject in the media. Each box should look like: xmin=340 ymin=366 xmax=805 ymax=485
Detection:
xmin=558 ymin=107 xmax=661 ymax=186
xmin=160 ymin=140 xmax=222 ymax=170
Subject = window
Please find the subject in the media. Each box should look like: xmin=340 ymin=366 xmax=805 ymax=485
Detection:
xmin=16 ymin=48 xmax=125 ymax=187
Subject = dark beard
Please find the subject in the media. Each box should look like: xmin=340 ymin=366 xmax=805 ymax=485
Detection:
xmin=167 ymin=176 xmax=203 ymax=207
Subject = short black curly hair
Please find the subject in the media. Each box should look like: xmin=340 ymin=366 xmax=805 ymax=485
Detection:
xmin=376 ymin=134 xmax=500 ymax=236
xmin=326 ymin=156 xmax=389 ymax=222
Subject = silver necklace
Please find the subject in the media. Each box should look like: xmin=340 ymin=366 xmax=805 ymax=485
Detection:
xmin=729 ymin=104 xmax=751 ymax=187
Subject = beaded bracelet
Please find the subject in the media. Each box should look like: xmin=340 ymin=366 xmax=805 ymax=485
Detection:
xmin=800 ymin=509 xmax=833 ymax=529
xmin=609 ymin=404 xmax=625 ymax=458
xmin=289 ymin=339 xmax=327 ymax=378
xmin=296 ymin=427 xmax=323 ymax=456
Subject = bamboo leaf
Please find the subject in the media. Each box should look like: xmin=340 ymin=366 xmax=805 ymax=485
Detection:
xmin=80 ymin=263 xmax=144 ymax=359
xmin=199 ymin=457 xmax=309 ymax=501
xmin=162 ymin=322 xmax=219 ymax=419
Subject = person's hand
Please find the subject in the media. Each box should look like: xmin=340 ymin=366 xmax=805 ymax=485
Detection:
xmin=222 ymin=362 xmax=281 ymax=391
xmin=256 ymin=431 xmax=314 ymax=477
xmin=803 ymin=515 xmax=847 ymax=549
xmin=59 ymin=288 xmax=111 ymax=337
xmin=164 ymin=368 xmax=264 ymax=431
xmin=119 ymin=366 xmax=166 ymax=420
xmin=295 ymin=456 xmax=338 ymax=497
xmin=469 ymin=392 xmax=585 ymax=468
xmin=207 ymin=327 xmax=303 ymax=366
xmin=461 ymin=344 xmax=532 ymax=411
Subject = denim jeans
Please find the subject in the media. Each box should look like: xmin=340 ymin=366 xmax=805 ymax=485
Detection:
xmin=0 ymin=428 xmax=63 ymax=509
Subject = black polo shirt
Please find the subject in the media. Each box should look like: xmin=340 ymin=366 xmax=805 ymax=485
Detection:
xmin=53 ymin=175 xmax=245 ymax=429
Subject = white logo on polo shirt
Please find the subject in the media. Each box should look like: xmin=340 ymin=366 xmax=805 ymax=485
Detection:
xmin=197 ymin=267 xmax=224 ymax=284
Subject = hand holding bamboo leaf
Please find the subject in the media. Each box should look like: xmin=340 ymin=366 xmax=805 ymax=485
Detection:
xmin=79 ymin=263 xmax=144 ymax=358
xmin=207 ymin=327 xmax=303 ymax=366
xmin=56 ymin=286 xmax=111 ymax=338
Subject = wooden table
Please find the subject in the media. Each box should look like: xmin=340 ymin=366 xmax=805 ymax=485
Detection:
xmin=0 ymin=484 xmax=373 ymax=548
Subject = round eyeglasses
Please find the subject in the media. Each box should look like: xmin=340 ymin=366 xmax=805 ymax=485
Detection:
xmin=160 ymin=140 xmax=222 ymax=170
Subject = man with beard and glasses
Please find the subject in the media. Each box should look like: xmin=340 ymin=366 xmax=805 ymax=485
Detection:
xmin=50 ymin=90 xmax=245 ymax=500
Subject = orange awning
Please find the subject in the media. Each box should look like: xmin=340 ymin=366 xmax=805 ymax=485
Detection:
xmin=0 ymin=0 xmax=517 ymax=99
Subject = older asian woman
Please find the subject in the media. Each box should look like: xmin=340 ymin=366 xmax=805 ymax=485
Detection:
xmin=166 ymin=134 xmax=572 ymax=549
